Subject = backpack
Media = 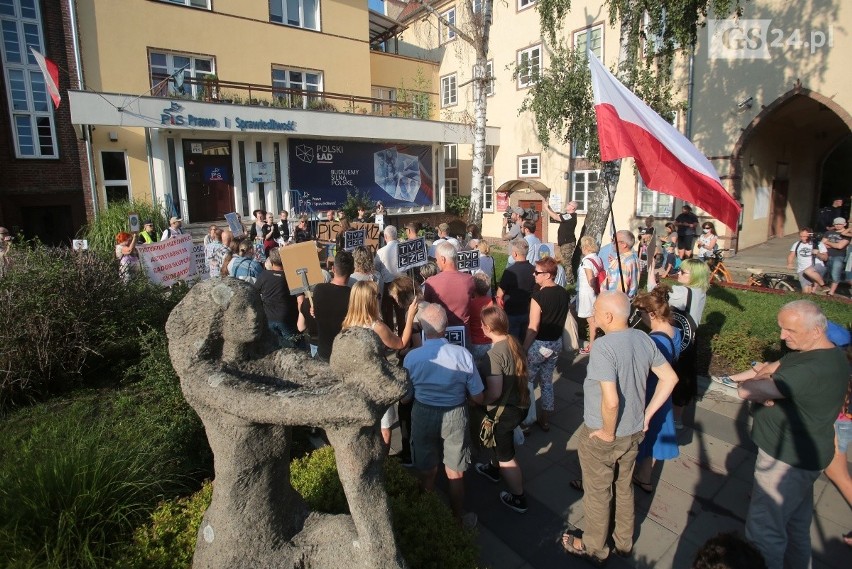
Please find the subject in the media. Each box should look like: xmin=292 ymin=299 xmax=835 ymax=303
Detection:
xmin=588 ymin=257 xmax=606 ymax=295
xmin=671 ymin=287 xmax=698 ymax=353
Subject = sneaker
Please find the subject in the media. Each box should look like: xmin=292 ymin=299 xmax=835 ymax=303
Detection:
xmin=461 ymin=512 xmax=478 ymax=530
xmin=499 ymin=491 xmax=528 ymax=513
xmin=711 ymin=375 xmax=738 ymax=389
xmin=475 ymin=462 xmax=501 ymax=483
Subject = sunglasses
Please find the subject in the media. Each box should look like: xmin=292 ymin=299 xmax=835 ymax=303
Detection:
xmin=533 ymin=271 xmax=550 ymax=276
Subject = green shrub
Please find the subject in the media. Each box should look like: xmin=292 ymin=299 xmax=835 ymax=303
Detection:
xmin=339 ymin=190 xmax=375 ymax=221
xmin=446 ymin=195 xmax=470 ymax=218
xmin=81 ymin=201 xmax=168 ymax=259
xmin=709 ymin=329 xmax=780 ymax=373
xmin=123 ymin=446 xmax=479 ymax=569
xmin=0 ymin=244 xmax=186 ymax=408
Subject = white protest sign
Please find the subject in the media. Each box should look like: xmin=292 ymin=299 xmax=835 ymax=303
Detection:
xmin=397 ymin=237 xmax=428 ymax=271
xmin=343 ymin=229 xmax=366 ymax=251
xmin=456 ymin=249 xmax=480 ymax=272
xmin=72 ymin=239 xmax=88 ymax=251
xmin=128 ymin=213 xmax=140 ymax=232
xmin=137 ymin=234 xmax=197 ymax=286
xmin=224 ymin=212 xmax=245 ymax=237
xmin=422 ymin=325 xmax=466 ymax=347
xmin=193 ymin=242 xmax=209 ymax=280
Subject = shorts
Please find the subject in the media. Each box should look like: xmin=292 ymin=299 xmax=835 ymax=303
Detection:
xmin=836 ymin=418 xmax=852 ymax=454
xmin=490 ymin=405 xmax=527 ymax=463
xmin=411 ymin=401 xmax=470 ymax=473
xmin=677 ymin=235 xmax=695 ymax=251
xmin=381 ymin=403 xmax=398 ymax=430
xmin=797 ymin=265 xmax=825 ymax=288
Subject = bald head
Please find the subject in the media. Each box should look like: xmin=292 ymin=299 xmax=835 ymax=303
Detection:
xmin=419 ymin=303 xmax=448 ymax=338
xmin=593 ymin=291 xmax=630 ymax=332
xmin=221 ymin=230 xmax=234 ymax=247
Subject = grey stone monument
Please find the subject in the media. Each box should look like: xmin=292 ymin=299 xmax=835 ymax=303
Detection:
xmin=166 ymin=278 xmax=409 ymax=569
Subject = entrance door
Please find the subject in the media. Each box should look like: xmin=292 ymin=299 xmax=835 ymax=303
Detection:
xmin=769 ymin=180 xmax=788 ymax=239
xmin=519 ymin=199 xmax=544 ymax=240
xmin=183 ymin=140 xmax=235 ymax=222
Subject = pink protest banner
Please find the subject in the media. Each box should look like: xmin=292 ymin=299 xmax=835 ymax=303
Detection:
xmin=137 ymin=234 xmax=198 ymax=286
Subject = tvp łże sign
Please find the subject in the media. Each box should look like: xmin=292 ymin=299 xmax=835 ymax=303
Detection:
xmin=397 ymin=238 xmax=428 ymax=271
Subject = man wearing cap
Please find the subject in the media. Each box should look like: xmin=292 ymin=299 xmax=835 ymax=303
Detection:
xmin=138 ymin=221 xmax=157 ymax=244
xmin=821 ymin=217 xmax=849 ymax=296
xmin=501 ymin=207 xmax=524 ymax=242
xmin=161 ymin=217 xmax=184 ymax=240
xmin=428 ymin=223 xmax=460 ymax=258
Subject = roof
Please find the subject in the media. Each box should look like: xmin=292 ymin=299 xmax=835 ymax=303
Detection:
xmin=369 ymin=9 xmax=407 ymax=46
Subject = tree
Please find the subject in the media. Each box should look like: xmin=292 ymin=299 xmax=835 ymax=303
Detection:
xmin=524 ymin=0 xmax=745 ymax=246
xmin=413 ymin=0 xmax=493 ymax=228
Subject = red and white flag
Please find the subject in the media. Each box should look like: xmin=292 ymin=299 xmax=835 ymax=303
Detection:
xmin=30 ymin=48 xmax=61 ymax=109
xmin=589 ymin=54 xmax=741 ymax=230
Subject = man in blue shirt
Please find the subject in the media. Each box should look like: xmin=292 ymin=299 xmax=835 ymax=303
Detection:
xmin=404 ymin=303 xmax=484 ymax=528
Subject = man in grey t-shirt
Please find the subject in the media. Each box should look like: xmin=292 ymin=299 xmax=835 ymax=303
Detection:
xmin=562 ymin=292 xmax=678 ymax=565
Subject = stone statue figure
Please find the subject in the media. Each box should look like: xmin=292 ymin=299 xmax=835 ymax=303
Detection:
xmin=166 ymin=278 xmax=409 ymax=569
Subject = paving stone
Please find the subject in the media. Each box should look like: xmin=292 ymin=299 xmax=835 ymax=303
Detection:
xmin=637 ymin=479 xmax=703 ymax=535
xmin=679 ymin=510 xmax=745 ymax=551
xmin=811 ymin=513 xmax=852 ymax=569
xmin=630 ymin=517 xmax=680 ymax=564
xmin=677 ymin=429 xmax=754 ymax=476
xmin=814 ymin=478 xmax=852 ymax=527
xmin=710 ymin=475 xmax=753 ymax=522
xmin=475 ymin=524 xmax=528 ymax=569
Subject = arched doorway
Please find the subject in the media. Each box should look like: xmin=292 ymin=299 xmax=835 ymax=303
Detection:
xmin=493 ymin=179 xmax=552 ymax=242
xmin=730 ymin=85 xmax=852 ymax=250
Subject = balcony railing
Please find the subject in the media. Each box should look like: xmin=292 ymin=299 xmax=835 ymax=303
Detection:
xmin=151 ymin=74 xmax=433 ymax=120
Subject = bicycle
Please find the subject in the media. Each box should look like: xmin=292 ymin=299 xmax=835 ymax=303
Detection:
xmin=746 ymin=267 xmax=799 ymax=292
xmin=705 ymin=249 xmax=733 ymax=284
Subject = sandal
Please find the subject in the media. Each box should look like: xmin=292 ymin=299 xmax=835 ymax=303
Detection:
xmin=632 ymin=475 xmax=653 ymax=494
xmin=569 ymin=478 xmax=584 ymax=493
xmin=561 ymin=533 xmax=607 ymax=567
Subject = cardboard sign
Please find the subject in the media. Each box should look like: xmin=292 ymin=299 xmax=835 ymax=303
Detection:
xmin=128 ymin=213 xmax=140 ymax=232
xmin=456 ymin=249 xmax=480 ymax=272
xmin=224 ymin=212 xmax=245 ymax=237
xmin=279 ymin=241 xmax=324 ymax=295
xmin=137 ymin=234 xmax=198 ymax=286
xmin=422 ymin=325 xmax=466 ymax=347
xmin=397 ymin=237 xmax=428 ymax=271
xmin=316 ymin=221 xmax=380 ymax=254
xmin=343 ymin=229 xmax=366 ymax=251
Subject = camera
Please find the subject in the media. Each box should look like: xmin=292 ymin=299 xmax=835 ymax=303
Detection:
xmin=503 ymin=212 xmax=512 ymax=218
xmin=807 ymin=232 xmax=814 ymax=237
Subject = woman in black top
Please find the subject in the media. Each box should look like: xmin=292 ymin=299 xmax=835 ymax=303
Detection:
xmin=522 ymin=256 xmax=570 ymax=431
xmin=293 ymin=215 xmax=312 ymax=243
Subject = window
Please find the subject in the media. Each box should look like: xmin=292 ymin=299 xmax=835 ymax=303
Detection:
xmin=101 ymin=151 xmax=130 ymax=204
xmin=441 ymin=73 xmax=457 ymax=107
xmin=518 ymin=155 xmax=540 ymax=178
xmin=472 ymin=0 xmax=482 ymax=13
xmin=571 ymin=137 xmax=588 ymax=159
xmin=446 ymin=178 xmax=459 ymax=197
xmin=149 ymin=50 xmax=214 ymax=99
xmin=269 ymin=0 xmax=319 ymax=31
xmin=0 ymin=0 xmax=57 ymax=158
xmin=272 ymin=67 xmax=323 ymax=108
xmin=571 ymin=170 xmax=599 ymax=213
xmin=485 ymin=145 xmax=495 ymax=168
xmin=439 ymin=7 xmax=456 ymax=43
xmin=636 ymin=177 xmax=673 ymax=217
xmin=642 ymin=10 xmax=676 ymax=55
xmin=483 ymin=176 xmax=494 ymax=212
xmin=473 ymin=60 xmax=495 ymax=97
xmin=518 ymin=0 xmax=536 ymax=10
xmin=517 ymin=45 xmax=541 ymax=88
xmin=371 ymin=86 xmax=395 ymax=115
xmin=574 ymin=24 xmax=603 ymax=59
xmin=444 ymin=144 xmax=457 ymax=168
xmin=161 ymin=0 xmax=210 ymax=8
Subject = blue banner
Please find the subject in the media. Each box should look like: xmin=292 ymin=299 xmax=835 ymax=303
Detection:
xmin=288 ymin=139 xmax=434 ymax=210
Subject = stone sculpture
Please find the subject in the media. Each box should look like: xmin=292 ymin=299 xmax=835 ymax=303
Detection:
xmin=166 ymin=278 xmax=409 ymax=569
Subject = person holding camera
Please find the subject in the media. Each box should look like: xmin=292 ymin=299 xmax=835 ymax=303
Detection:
xmin=788 ymin=228 xmax=827 ymax=294
xmin=501 ymin=207 xmax=524 ymax=242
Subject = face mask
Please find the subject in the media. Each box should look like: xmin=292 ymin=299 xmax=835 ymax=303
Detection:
xmin=703 ymin=228 xmax=710 ymax=234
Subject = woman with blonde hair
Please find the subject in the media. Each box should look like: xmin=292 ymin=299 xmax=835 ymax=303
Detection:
xmin=577 ymin=235 xmax=602 ymax=354
xmin=474 ymin=304 xmax=530 ymax=513
xmin=342 ymin=280 xmax=418 ymax=451
xmin=476 ymin=240 xmax=495 ymax=296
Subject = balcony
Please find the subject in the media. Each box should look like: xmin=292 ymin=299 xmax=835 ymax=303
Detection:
xmin=151 ymin=74 xmax=434 ymax=120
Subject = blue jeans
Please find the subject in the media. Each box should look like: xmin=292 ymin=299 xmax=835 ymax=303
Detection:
xmin=507 ymin=313 xmax=529 ymax=344
xmin=827 ymin=255 xmax=846 ymax=283
xmin=268 ymin=321 xmax=296 ymax=348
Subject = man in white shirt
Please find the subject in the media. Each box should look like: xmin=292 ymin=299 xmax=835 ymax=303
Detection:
xmin=161 ymin=217 xmax=183 ymax=240
xmin=787 ymin=228 xmax=827 ymax=294
xmin=428 ymin=223 xmax=460 ymax=258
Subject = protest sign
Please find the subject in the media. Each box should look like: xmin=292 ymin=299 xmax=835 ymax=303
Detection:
xmin=279 ymin=241 xmax=324 ymax=295
xmin=422 ymin=325 xmax=466 ymax=347
xmin=343 ymin=229 xmax=366 ymax=251
xmin=397 ymin=237 xmax=428 ymax=271
xmin=128 ymin=213 xmax=140 ymax=232
xmin=193 ymin=242 xmax=209 ymax=280
xmin=456 ymin=249 xmax=480 ymax=272
xmin=137 ymin=234 xmax=197 ymax=286
xmin=72 ymin=239 xmax=88 ymax=251
xmin=316 ymin=222 xmax=380 ymax=254
xmin=224 ymin=212 xmax=245 ymax=237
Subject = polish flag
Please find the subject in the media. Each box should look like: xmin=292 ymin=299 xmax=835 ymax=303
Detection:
xmin=589 ymin=54 xmax=741 ymax=230
xmin=30 ymin=48 xmax=61 ymax=109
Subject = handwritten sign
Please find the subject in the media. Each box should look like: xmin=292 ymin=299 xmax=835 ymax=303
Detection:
xmin=456 ymin=249 xmax=480 ymax=272
xmin=316 ymin=222 xmax=380 ymax=254
xmin=343 ymin=229 xmax=366 ymax=251
xmin=279 ymin=241 xmax=324 ymax=295
xmin=137 ymin=234 xmax=197 ymax=286
xmin=397 ymin=237 xmax=428 ymax=271
xmin=193 ymin=242 xmax=209 ymax=280
xmin=224 ymin=212 xmax=244 ymax=237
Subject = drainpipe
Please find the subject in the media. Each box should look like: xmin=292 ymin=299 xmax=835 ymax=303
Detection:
xmin=67 ymin=0 xmax=99 ymax=218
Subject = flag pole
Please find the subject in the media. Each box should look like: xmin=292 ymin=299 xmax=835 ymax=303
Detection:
xmin=601 ymin=161 xmax=625 ymax=293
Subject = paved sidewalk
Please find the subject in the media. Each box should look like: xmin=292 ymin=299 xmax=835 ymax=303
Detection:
xmin=463 ymin=352 xmax=852 ymax=569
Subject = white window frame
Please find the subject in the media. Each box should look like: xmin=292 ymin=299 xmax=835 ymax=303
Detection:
xmin=101 ymin=150 xmax=132 ymax=204
xmin=518 ymin=0 xmax=536 ymax=11
xmin=472 ymin=0 xmax=483 ymax=13
xmin=636 ymin=176 xmax=673 ymax=217
xmin=371 ymin=86 xmax=396 ymax=114
xmin=269 ymin=0 xmax=320 ymax=31
xmin=518 ymin=155 xmax=540 ymax=178
xmin=574 ymin=24 xmax=603 ymax=60
xmin=517 ymin=45 xmax=541 ymax=89
xmin=446 ymin=178 xmax=459 ymax=197
xmin=272 ymin=66 xmax=323 ymax=109
xmin=483 ymin=175 xmax=494 ymax=212
xmin=161 ymin=0 xmax=210 ymax=8
xmin=444 ymin=144 xmax=458 ymax=168
xmin=571 ymin=170 xmax=598 ymax=213
xmin=440 ymin=7 xmax=456 ymax=43
xmin=473 ymin=60 xmax=495 ymax=97
xmin=149 ymin=50 xmax=214 ymax=99
xmin=0 ymin=0 xmax=58 ymax=158
xmin=441 ymin=73 xmax=457 ymax=107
